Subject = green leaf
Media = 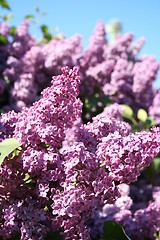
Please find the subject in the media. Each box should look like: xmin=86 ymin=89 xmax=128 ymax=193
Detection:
xmin=23 ymin=173 xmax=32 ymax=183
xmin=3 ymin=13 xmax=13 ymax=21
xmin=41 ymin=25 xmax=49 ymax=34
xmin=121 ymin=105 xmax=134 ymax=119
xmin=10 ymin=26 xmax=16 ymax=36
xmin=121 ymin=104 xmax=137 ymax=125
xmin=0 ymin=0 xmax=10 ymax=10
xmin=145 ymin=116 xmax=156 ymax=128
xmin=101 ymin=221 xmax=131 ymax=240
xmin=11 ymin=146 xmax=22 ymax=159
xmin=137 ymin=109 xmax=148 ymax=122
xmin=36 ymin=6 xmax=39 ymax=12
xmin=42 ymin=11 xmax=47 ymax=15
xmin=25 ymin=14 xmax=34 ymax=20
xmin=37 ymin=142 xmax=52 ymax=148
xmin=0 ymin=138 xmax=21 ymax=165
xmin=44 ymin=230 xmax=64 ymax=240
xmin=0 ymin=34 xmax=7 ymax=44
xmin=153 ymin=230 xmax=160 ymax=240
xmin=44 ymin=206 xmax=48 ymax=211
xmin=3 ymin=15 xmax=8 ymax=21
xmin=153 ymin=157 xmax=160 ymax=173
xmin=43 ymin=33 xmax=52 ymax=41
xmin=0 ymin=109 xmax=5 ymax=114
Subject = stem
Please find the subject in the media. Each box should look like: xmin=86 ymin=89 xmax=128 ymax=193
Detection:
xmin=91 ymin=162 xmax=106 ymax=173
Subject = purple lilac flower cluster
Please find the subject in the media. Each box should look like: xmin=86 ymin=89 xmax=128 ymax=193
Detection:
xmin=149 ymin=90 xmax=160 ymax=124
xmin=89 ymin=183 xmax=160 ymax=240
xmin=0 ymin=19 xmax=160 ymax=124
xmin=0 ymin=22 xmax=10 ymax=99
xmin=0 ymin=67 xmax=160 ymax=239
xmin=1 ymin=20 xmax=82 ymax=112
xmin=62 ymin=103 xmax=124 ymax=151
xmin=0 ymin=67 xmax=82 ymax=239
xmin=80 ymin=22 xmax=159 ymax=113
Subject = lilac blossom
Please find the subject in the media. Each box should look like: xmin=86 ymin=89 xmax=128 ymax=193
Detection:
xmin=9 ymin=19 xmax=35 ymax=58
xmin=0 ymin=21 xmax=10 ymax=38
xmin=0 ymin=17 xmax=160 ymax=240
xmin=3 ymin=31 xmax=82 ymax=111
xmin=89 ymin=184 xmax=160 ymax=240
xmin=0 ymin=19 xmax=160 ymax=118
xmin=129 ymin=37 xmax=146 ymax=58
xmin=96 ymin=129 xmax=160 ymax=183
xmin=12 ymin=66 xmax=82 ymax=148
xmin=77 ymin=115 xmax=131 ymax=153
xmin=79 ymin=20 xmax=108 ymax=70
xmin=149 ymin=90 xmax=160 ymax=124
xmin=0 ymin=68 xmax=160 ymax=239
xmin=132 ymin=55 xmax=159 ymax=109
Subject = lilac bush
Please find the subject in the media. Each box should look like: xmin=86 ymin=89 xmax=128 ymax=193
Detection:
xmin=0 ymin=67 xmax=160 ymax=239
xmin=0 ymin=19 xmax=159 ymax=123
xmin=0 ymin=16 xmax=160 ymax=240
xmin=1 ymin=20 xmax=82 ymax=112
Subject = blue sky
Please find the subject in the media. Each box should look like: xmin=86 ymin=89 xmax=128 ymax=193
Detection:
xmin=1 ymin=0 xmax=160 ymax=87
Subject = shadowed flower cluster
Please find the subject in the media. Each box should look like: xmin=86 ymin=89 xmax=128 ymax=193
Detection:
xmin=0 ymin=68 xmax=160 ymax=239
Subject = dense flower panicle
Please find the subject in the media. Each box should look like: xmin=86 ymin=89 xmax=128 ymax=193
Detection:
xmin=9 ymin=19 xmax=35 ymax=58
xmin=89 ymin=184 xmax=160 ymax=240
xmin=97 ymin=103 xmax=124 ymax=120
xmin=12 ymin=67 xmax=82 ymax=148
xmin=0 ymin=83 xmax=160 ymax=239
xmin=0 ymin=110 xmax=18 ymax=141
xmin=85 ymin=59 xmax=115 ymax=87
xmin=0 ymin=198 xmax=51 ymax=240
xmin=44 ymin=34 xmax=82 ymax=75
xmin=96 ymin=130 xmax=160 ymax=183
xmin=79 ymin=20 xmax=108 ymax=95
xmin=3 ymin=33 xmax=82 ymax=111
xmin=81 ymin=23 xmax=159 ymax=114
xmin=103 ymin=58 xmax=133 ymax=104
xmin=10 ymin=73 xmax=38 ymax=110
xmin=106 ymin=32 xmax=134 ymax=59
xmin=132 ymin=55 xmax=159 ymax=108
xmin=1 ymin=20 xmax=37 ymax=111
xmin=3 ymin=56 xmax=22 ymax=84
xmin=0 ymin=22 xmax=10 ymax=38
xmin=0 ymin=67 xmax=82 ymax=239
xmin=62 ymin=117 xmax=82 ymax=150
xmin=77 ymin=115 xmax=131 ymax=153
xmin=149 ymin=90 xmax=160 ymax=124
xmin=129 ymin=37 xmax=145 ymax=58
xmin=5 ymin=46 xmax=43 ymax=111
xmin=62 ymin=104 xmax=125 ymax=152
xmin=52 ymin=142 xmax=119 ymax=239
xmin=80 ymin=20 xmax=107 ymax=70
xmin=2 ymin=67 xmax=160 ymax=239
xmin=0 ymin=19 xmax=160 ymax=117
xmin=0 ymin=17 xmax=160 ymax=240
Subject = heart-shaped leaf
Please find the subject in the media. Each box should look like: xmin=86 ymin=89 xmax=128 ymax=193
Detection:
xmin=100 ymin=220 xmax=131 ymax=240
xmin=0 ymin=0 xmax=10 ymax=10
xmin=0 ymin=138 xmax=21 ymax=165
xmin=121 ymin=105 xmax=134 ymax=119
xmin=137 ymin=109 xmax=148 ymax=122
